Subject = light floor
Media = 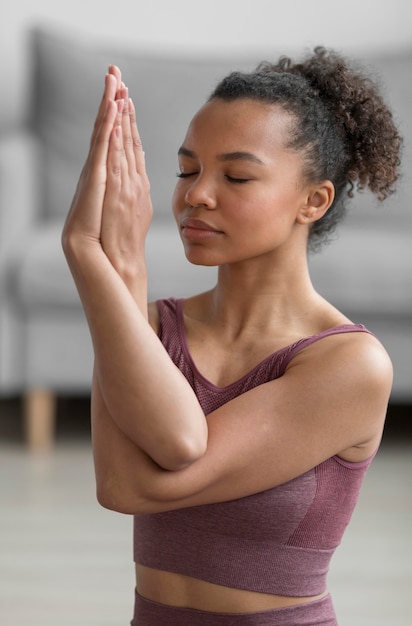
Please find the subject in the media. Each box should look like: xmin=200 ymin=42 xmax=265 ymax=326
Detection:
xmin=0 ymin=400 xmax=411 ymax=626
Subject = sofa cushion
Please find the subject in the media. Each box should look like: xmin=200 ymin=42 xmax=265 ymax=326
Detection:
xmin=309 ymin=223 xmax=412 ymax=315
xmin=11 ymin=222 xmax=217 ymax=310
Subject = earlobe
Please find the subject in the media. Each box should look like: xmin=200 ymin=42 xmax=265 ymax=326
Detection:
xmin=297 ymin=181 xmax=335 ymax=224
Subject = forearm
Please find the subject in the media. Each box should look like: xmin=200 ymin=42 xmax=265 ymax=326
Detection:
xmin=61 ymin=66 xmax=206 ymax=469
xmin=91 ymin=370 xmax=157 ymax=511
xmin=66 ymin=243 xmax=207 ymax=470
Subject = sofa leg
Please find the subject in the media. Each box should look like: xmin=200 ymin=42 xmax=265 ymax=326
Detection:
xmin=24 ymin=389 xmax=56 ymax=451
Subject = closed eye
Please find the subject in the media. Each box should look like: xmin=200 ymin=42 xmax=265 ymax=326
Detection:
xmin=225 ymin=175 xmax=251 ymax=184
xmin=176 ymin=172 xmax=198 ymax=179
xmin=177 ymin=172 xmax=251 ymax=183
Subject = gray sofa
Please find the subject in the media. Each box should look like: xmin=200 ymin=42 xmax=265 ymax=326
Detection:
xmin=1 ymin=26 xmax=410 ymax=448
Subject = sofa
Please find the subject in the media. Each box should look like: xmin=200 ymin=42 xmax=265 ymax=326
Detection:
xmin=0 ymin=26 xmax=410 ymax=449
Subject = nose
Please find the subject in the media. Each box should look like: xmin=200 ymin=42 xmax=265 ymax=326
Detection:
xmin=184 ymin=175 xmax=217 ymax=209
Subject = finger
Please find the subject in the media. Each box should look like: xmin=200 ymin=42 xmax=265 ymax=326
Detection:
xmin=109 ymin=65 xmax=127 ymax=106
xmin=116 ymin=81 xmax=127 ymax=102
xmin=90 ymin=65 xmax=122 ymax=148
xmin=89 ymin=98 xmax=118 ymax=192
xmin=67 ymin=97 xmax=118 ymax=237
xmin=121 ymin=90 xmax=137 ymax=174
xmin=108 ymin=64 xmax=123 ymax=95
xmin=115 ymin=98 xmax=130 ymax=182
xmin=112 ymin=83 xmax=135 ymax=178
xmin=129 ymin=97 xmax=146 ymax=174
xmin=105 ymin=122 xmax=123 ymax=209
xmin=90 ymin=72 xmax=117 ymax=149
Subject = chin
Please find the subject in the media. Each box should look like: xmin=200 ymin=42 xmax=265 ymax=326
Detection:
xmin=181 ymin=243 xmax=218 ymax=266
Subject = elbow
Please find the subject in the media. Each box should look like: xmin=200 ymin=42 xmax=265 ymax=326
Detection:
xmin=96 ymin=484 xmax=127 ymax=514
xmin=96 ymin=482 xmax=174 ymax=516
xmin=155 ymin=432 xmax=207 ymax=471
xmin=96 ymin=484 xmax=146 ymax=515
xmin=94 ymin=470 xmax=143 ymax=515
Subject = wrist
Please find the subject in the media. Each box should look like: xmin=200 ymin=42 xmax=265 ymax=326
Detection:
xmin=112 ymin=256 xmax=148 ymax=314
xmin=61 ymin=230 xmax=103 ymax=268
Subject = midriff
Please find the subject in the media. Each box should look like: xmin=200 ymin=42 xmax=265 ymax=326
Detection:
xmin=135 ymin=564 xmax=328 ymax=612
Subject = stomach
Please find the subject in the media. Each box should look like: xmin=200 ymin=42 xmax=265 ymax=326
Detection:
xmin=135 ymin=564 xmax=328 ymax=612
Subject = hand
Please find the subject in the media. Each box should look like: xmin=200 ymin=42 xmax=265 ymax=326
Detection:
xmin=101 ymin=66 xmax=153 ymax=283
xmin=62 ymin=66 xmax=153 ymax=288
xmin=62 ymin=67 xmax=118 ymax=251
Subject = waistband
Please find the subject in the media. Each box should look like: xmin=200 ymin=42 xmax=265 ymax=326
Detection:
xmin=130 ymin=590 xmax=337 ymax=626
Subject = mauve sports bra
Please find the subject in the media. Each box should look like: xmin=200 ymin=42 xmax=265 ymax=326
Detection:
xmin=133 ymin=298 xmax=376 ymax=597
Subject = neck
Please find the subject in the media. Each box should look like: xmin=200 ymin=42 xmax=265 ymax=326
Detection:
xmin=205 ymin=253 xmax=320 ymax=339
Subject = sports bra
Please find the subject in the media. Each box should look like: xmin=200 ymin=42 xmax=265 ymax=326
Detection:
xmin=133 ymin=298 xmax=376 ymax=596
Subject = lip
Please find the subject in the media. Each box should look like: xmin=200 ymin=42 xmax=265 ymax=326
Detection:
xmin=180 ymin=218 xmax=222 ymax=233
xmin=180 ymin=217 xmax=223 ymax=242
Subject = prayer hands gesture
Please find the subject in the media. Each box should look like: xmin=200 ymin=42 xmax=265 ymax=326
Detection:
xmin=62 ymin=65 xmax=153 ymax=288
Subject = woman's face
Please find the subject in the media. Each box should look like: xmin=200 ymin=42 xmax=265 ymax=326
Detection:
xmin=172 ymin=98 xmax=311 ymax=267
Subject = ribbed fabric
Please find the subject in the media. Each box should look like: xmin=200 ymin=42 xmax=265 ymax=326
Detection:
xmin=133 ymin=298 xmax=375 ymax=597
xmin=131 ymin=590 xmax=338 ymax=625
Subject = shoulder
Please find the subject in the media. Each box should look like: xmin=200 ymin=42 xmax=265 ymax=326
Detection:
xmin=287 ymin=325 xmax=393 ymax=407
xmin=147 ymin=298 xmax=180 ymax=333
xmin=147 ymin=291 xmax=213 ymax=334
xmin=291 ymin=326 xmax=393 ymax=387
xmin=285 ymin=327 xmax=392 ymax=460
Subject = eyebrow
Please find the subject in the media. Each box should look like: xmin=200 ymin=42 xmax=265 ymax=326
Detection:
xmin=178 ymin=147 xmax=265 ymax=165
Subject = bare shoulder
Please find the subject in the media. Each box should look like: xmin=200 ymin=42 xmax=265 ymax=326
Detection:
xmin=292 ymin=326 xmax=393 ymax=389
xmin=147 ymin=291 xmax=212 ymax=332
xmin=287 ymin=327 xmax=393 ymax=460
xmin=351 ymin=330 xmax=393 ymax=383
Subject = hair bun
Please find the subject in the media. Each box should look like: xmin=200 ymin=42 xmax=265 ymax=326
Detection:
xmin=266 ymin=47 xmax=402 ymax=200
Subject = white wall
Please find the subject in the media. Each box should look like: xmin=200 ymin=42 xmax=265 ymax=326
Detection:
xmin=2 ymin=0 xmax=411 ymax=129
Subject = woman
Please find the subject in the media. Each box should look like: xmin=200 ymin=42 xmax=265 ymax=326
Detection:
xmin=62 ymin=48 xmax=402 ymax=625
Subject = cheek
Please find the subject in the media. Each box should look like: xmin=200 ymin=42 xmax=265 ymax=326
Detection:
xmin=229 ymin=191 xmax=275 ymax=227
xmin=171 ymin=184 xmax=183 ymax=220
xmin=232 ymin=190 xmax=300 ymax=241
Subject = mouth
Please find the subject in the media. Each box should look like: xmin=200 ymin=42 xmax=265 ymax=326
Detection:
xmin=180 ymin=218 xmax=223 ymax=241
xmin=181 ymin=218 xmax=222 ymax=232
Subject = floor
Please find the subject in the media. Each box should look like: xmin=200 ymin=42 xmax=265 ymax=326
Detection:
xmin=0 ymin=398 xmax=411 ymax=626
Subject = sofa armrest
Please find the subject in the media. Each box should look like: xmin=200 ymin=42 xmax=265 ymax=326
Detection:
xmin=0 ymin=130 xmax=43 ymax=392
xmin=0 ymin=130 xmax=42 ymax=270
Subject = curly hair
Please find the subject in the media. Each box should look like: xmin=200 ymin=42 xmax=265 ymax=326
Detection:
xmin=210 ymin=47 xmax=403 ymax=252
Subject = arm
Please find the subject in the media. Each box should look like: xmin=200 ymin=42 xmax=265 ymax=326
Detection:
xmin=62 ymin=67 xmax=207 ymax=470
xmin=93 ymin=328 xmax=392 ymax=515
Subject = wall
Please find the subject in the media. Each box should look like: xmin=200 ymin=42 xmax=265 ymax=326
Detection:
xmin=1 ymin=0 xmax=411 ymax=129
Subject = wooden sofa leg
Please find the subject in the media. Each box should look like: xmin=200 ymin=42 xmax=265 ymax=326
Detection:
xmin=24 ymin=389 xmax=56 ymax=451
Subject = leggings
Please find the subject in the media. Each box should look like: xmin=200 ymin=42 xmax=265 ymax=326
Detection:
xmin=130 ymin=590 xmax=338 ymax=625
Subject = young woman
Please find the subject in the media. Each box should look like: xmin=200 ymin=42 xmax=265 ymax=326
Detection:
xmin=62 ymin=48 xmax=402 ymax=625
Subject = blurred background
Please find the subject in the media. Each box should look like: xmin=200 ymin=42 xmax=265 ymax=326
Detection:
xmin=0 ymin=0 xmax=411 ymax=624
xmin=2 ymin=0 xmax=412 ymax=134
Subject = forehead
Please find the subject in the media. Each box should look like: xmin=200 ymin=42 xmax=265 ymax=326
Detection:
xmin=181 ymin=98 xmax=293 ymax=156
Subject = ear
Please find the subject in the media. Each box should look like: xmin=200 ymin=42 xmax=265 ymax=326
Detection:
xmin=296 ymin=180 xmax=335 ymax=225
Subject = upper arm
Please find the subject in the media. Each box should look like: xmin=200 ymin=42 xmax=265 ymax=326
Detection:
xmin=102 ymin=331 xmax=393 ymax=514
